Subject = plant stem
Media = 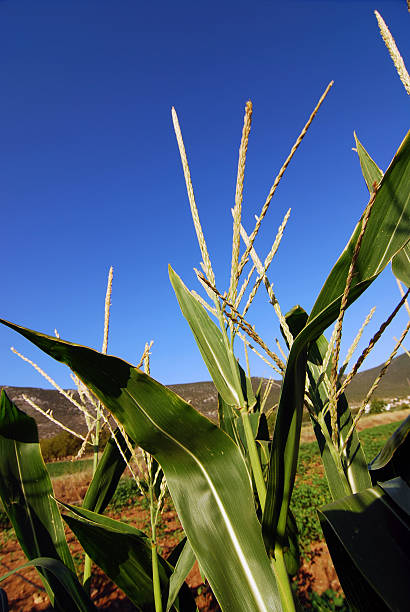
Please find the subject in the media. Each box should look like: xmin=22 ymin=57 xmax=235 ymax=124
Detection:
xmin=151 ymin=540 xmax=162 ymax=612
xmin=240 ymin=409 xmax=266 ymax=511
xmin=149 ymin=482 xmax=163 ymax=612
xmin=83 ymin=407 xmax=102 ymax=590
xmin=82 ymin=443 xmax=100 ymax=590
xmin=317 ymin=412 xmax=352 ymax=498
xmin=272 ymin=545 xmax=296 ymax=612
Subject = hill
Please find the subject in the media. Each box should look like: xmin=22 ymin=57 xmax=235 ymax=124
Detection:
xmin=1 ymin=353 xmax=409 ymax=439
xmin=342 ymin=353 xmax=410 ymax=403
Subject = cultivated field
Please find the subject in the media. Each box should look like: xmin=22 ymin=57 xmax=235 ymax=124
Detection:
xmin=0 ymin=415 xmax=405 ymax=611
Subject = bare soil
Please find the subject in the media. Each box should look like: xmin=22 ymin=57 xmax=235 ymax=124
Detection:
xmin=0 ymin=470 xmax=337 ymax=612
xmin=0 ymin=472 xmax=220 ymax=611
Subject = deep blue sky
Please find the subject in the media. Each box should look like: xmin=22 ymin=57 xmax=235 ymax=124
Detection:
xmin=0 ymin=0 xmax=408 ymax=389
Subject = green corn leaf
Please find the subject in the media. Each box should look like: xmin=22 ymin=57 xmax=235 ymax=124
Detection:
xmin=392 ymin=240 xmax=410 ymax=287
xmin=236 ymin=412 xmax=261 ymax=454
xmin=297 ymin=306 xmax=372 ymax=499
xmin=282 ymin=510 xmax=299 ymax=577
xmin=82 ymin=427 xmax=132 ymax=514
xmin=218 ymin=394 xmax=260 ymax=450
xmin=60 ymin=503 xmax=171 ymax=611
xmin=309 ymin=130 xmax=409 ymax=327
xmin=0 ymin=557 xmax=97 ymax=612
xmin=165 ymin=538 xmax=188 ymax=568
xmin=310 ymin=386 xmax=371 ymax=499
xmin=217 ymin=393 xmax=238 ymax=440
xmin=286 ymin=306 xmax=371 ymax=499
xmin=318 ymin=478 xmax=410 ymax=612
xmin=262 ymin=336 xmax=308 ymax=554
xmin=354 ymin=132 xmax=383 ymax=192
xmin=169 ymin=266 xmax=246 ymax=408
xmin=218 ymin=394 xmax=296 ymax=568
xmin=0 ymin=321 xmax=281 ymax=612
xmin=369 ymin=415 xmax=410 ymax=486
xmin=379 ymin=476 xmax=410 ymax=515
xmin=262 ymin=131 xmax=410 ymax=553
xmin=0 ymin=390 xmax=76 ymax=607
xmin=217 ymin=391 xmax=265 ymax=492
xmin=355 ymin=133 xmax=410 ymax=288
xmin=64 ymin=504 xmax=195 ymax=612
xmin=166 ymin=539 xmax=196 ymax=612
xmin=163 ymin=537 xmax=198 ymax=610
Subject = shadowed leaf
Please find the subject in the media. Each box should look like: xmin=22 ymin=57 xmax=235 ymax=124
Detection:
xmin=369 ymin=415 xmax=410 ymax=486
xmin=263 ymin=132 xmax=410 ymax=553
xmin=0 ymin=390 xmax=77 ymax=608
xmin=318 ymin=479 xmax=410 ymax=611
xmin=0 ymin=557 xmax=96 ymax=612
xmin=83 ymin=428 xmax=132 ymax=514
xmin=0 ymin=320 xmax=281 ymax=612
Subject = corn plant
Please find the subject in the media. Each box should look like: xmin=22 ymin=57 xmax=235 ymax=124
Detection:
xmin=0 ymin=10 xmax=409 ymax=612
xmin=0 ymin=111 xmax=408 ymax=612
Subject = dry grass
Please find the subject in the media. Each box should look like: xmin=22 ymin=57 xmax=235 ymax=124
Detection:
xmin=51 ymin=471 xmax=93 ymax=506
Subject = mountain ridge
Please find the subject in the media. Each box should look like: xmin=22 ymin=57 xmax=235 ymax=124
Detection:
xmin=1 ymin=353 xmax=409 ymax=439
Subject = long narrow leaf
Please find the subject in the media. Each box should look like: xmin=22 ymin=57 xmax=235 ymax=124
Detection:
xmin=83 ymin=427 xmax=132 ymax=514
xmin=309 ymin=130 xmax=409 ymax=326
xmin=355 ymin=134 xmax=410 ymax=288
xmin=165 ymin=539 xmax=197 ymax=612
xmin=63 ymin=503 xmax=196 ymax=612
xmin=60 ymin=503 xmax=171 ymax=611
xmin=379 ymin=476 xmax=410 ymax=515
xmin=263 ymin=132 xmax=410 ymax=551
xmin=369 ymin=415 xmax=410 ymax=486
xmin=354 ymin=133 xmax=383 ymax=192
xmin=166 ymin=540 xmax=196 ymax=612
xmin=0 ymin=390 xmax=76 ymax=608
xmin=392 ymin=240 xmax=410 ymax=287
xmin=0 ymin=557 xmax=97 ymax=612
xmin=293 ymin=305 xmax=372 ymax=498
xmin=169 ymin=266 xmax=248 ymax=408
xmin=318 ymin=479 xmax=410 ymax=611
xmin=0 ymin=320 xmax=281 ymax=612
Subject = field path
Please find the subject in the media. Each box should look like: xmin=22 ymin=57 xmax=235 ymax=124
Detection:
xmin=300 ymin=408 xmax=409 ymax=444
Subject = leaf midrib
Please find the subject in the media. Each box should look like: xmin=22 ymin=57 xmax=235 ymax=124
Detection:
xmin=14 ymin=441 xmax=42 ymax=557
xmin=374 ymin=190 xmax=410 ymax=275
xmin=122 ymin=386 xmax=271 ymax=612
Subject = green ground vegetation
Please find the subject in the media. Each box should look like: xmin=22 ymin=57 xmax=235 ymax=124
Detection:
xmin=290 ymin=419 xmax=405 ymax=556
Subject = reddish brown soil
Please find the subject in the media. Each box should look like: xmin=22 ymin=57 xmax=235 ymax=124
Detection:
xmin=0 ymin=473 xmax=221 ymax=611
xmin=0 ymin=483 xmax=339 ymax=612
xmin=1 ymin=513 xmax=339 ymax=612
xmin=295 ymin=542 xmax=342 ymax=608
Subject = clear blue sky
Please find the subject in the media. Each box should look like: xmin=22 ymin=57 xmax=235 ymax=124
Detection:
xmin=0 ymin=0 xmax=408 ymax=390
